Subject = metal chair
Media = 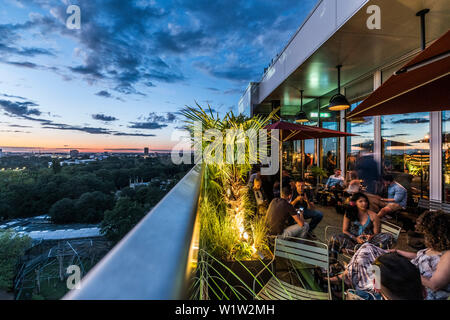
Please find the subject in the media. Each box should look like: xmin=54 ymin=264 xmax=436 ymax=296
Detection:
xmin=253 ymin=236 xmax=331 ymax=300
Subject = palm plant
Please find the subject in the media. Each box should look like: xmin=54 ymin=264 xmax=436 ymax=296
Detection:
xmin=180 ymin=102 xmax=279 ymax=261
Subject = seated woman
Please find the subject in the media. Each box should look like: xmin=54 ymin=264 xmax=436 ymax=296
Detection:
xmin=331 ymin=210 xmax=450 ymax=300
xmin=328 ymin=192 xmax=394 ymax=263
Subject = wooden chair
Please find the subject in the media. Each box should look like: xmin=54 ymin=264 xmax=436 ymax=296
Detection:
xmin=253 ymin=236 xmax=331 ymax=300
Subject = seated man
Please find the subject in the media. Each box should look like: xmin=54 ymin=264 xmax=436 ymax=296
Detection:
xmin=266 ymin=185 xmax=309 ymax=239
xmin=253 ymin=177 xmax=268 ymax=215
xmin=290 ymin=179 xmax=323 ymax=237
xmin=366 ymin=175 xmax=407 ymax=219
xmin=332 ymin=250 xmax=425 ymax=300
xmin=324 ymin=168 xmax=345 ymax=207
xmin=325 ymin=168 xmax=345 ymax=190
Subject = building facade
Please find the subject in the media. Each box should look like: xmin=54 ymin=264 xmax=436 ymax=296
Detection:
xmin=240 ymin=0 xmax=450 ymax=202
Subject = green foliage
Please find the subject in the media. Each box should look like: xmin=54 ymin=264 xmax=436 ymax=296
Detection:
xmin=0 ymin=230 xmax=32 ymax=291
xmin=310 ymin=166 xmax=328 ymax=178
xmin=48 ymin=198 xmax=76 ymax=224
xmin=51 ymin=159 xmax=61 ymax=174
xmin=0 ymin=156 xmax=192 ymax=220
xmin=181 ymin=103 xmax=275 ymax=262
xmin=198 ymin=197 xmax=241 ymax=261
xmin=100 ymin=197 xmax=149 ymax=244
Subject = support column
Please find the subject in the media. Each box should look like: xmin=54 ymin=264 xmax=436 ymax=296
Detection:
xmin=430 ymin=111 xmax=442 ymax=201
xmin=340 ymin=110 xmax=346 ymax=175
xmin=373 ymin=71 xmax=382 ymax=175
xmin=339 ymin=85 xmax=346 ymax=177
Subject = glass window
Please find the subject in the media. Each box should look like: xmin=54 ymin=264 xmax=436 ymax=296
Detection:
xmin=382 ymin=112 xmax=430 ymax=202
xmin=321 ymin=120 xmax=339 ymax=176
xmin=346 ymin=101 xmax=374 ymax=180
xmin=443 ymin=111 xmax=450 ymax=202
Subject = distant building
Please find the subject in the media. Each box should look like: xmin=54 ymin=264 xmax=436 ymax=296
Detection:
xmin=0 ymin=149 xmax=3 ymax=158
xmin=129 ymin=178 xmax=150 ymax=189
xmin=69 ymin=150 xmax=79 ymax=158
xmin=144 ymin=147 xmax=149 ymax=155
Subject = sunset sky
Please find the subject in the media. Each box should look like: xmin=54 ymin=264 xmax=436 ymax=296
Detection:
xmin=0 ymin=0 xmax=318 ymax=153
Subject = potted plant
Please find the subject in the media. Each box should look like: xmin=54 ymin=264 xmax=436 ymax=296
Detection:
xmin=310 ymin=166 xmax=328 ymax=186
xmin=181 ymin=103 xmax=278 ymax=300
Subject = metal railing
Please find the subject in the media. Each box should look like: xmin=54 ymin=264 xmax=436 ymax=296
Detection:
xmin=63 ymin=164 xmax=203 ymax=300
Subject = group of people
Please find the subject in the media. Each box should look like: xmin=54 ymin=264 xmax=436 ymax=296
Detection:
xmin=247 ymin=166 xmax=450 ymax=300
xmin=248 ymin=168 xmax=324 ymax=240
xmin=330 ymin=209 xmax=450 ymax=300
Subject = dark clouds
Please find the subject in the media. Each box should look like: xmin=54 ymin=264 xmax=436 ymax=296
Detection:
xmin=0 ymin=96 xmax=155 ymax=137
xmin=129 ymin=111 xmax=177 ymax=130
xmin=42 ymin=122 xmax=155 ymax=137
xmin=392 ymin=118 xmax=429 ymax=124
xmin=2 ymin=0 xmax=317 ymax=94
xmin=128 ymin=122 xmax=167 ymax=130
xmin=92 ymin=113 xmax=118 ymax=122
xmin=0 ymin=99 xmax=41 ymax=117
xmin=95 ymin=90 xmax=112 ymax=98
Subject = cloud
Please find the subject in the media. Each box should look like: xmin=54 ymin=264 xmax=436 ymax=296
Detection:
xmin=113 ymin=132 xmax=156 ymax=137
xmin=1 ymin=93 xmax=27 ymax=100
xmin=223 ymin=88 xmax=243 ymax=95
xmin=0 ymin=129 xmax=31 ymax=133
xmin=92 ymin=114 xmax=118 ymax=122
xmin=392 ymin=118 xmax=429 ymax=124
xmin=128 ymin=122 xmax=168 ymax=130
xmin=42 ymin=120 xmax=155 ymax=137
xmin=3 ymin=61 xmax=39 ymax=69
xmin=0 ymin=99 xmax=41 ymax=117
xmin=194 ymin=61 xmax=258 ymax=83
xmin=2 ymin=0 xmax=318 ymax=95
xmin=95 ymin=90 xmax=112 ymax=98
xmin=42 ymin=123 xmax=112 ymax=135
xmin=8 ymin=124 xmax=32 ymax=128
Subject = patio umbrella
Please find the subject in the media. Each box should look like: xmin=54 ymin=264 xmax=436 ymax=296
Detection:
xmin=347 ymin=30 xmax=450 ymax=118
xmin=264 ymin=120 xmax=356 ymax=193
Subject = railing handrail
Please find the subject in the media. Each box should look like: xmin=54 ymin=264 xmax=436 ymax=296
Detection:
xmin=63 ymin=164 xmax=203 ymax=300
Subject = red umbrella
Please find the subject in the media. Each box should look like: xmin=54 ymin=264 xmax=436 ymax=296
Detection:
xmin=347 ymin=30 xmax=450 ymax=118
xmin=264 ymin=121 xmax=356 ymax=191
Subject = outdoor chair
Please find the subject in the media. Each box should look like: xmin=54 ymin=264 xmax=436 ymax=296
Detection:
xmin=253 ymin=236 xmax=331 ymax=300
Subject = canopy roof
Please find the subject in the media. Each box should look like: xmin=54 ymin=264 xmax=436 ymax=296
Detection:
xmin=265 ymin=120 xmax=355 ymax=141
xmin=347 ymin=30 xmax=450 ymax=118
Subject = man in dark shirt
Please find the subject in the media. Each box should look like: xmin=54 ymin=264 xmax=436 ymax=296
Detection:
xmin=266 ymin=185 xmax=309 ymax=239
xmin=290 ymin=179 xmax=323 ymax=236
